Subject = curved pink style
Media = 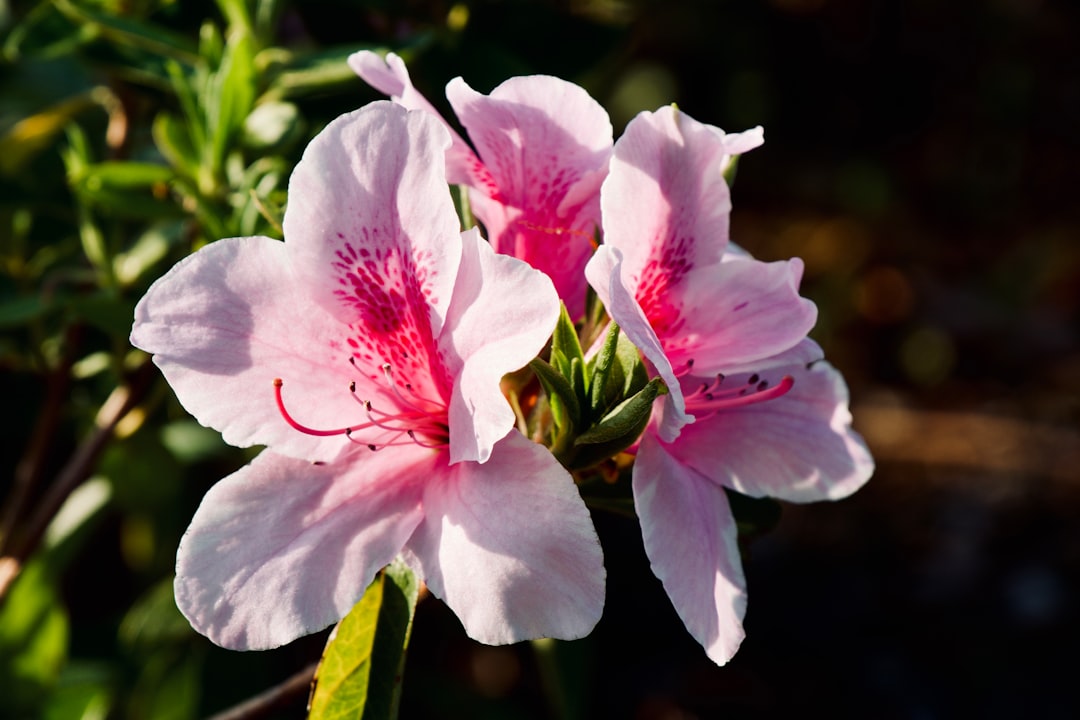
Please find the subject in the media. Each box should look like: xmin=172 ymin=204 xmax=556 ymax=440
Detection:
xmin=586 ymin=106 xmax=873 ymax=665
xmin=131 ymin=102 xmax=604 ymax=650
xmin=350 ymin=51 xmax=613 ymax=317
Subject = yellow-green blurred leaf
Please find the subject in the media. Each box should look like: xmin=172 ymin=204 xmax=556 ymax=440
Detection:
xmin=0 ymin=560 xmax=70 ymax=715
xmin=0 ymin=94 xmax=95 ymax=176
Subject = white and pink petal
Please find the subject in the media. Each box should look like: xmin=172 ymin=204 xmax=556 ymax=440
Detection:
xmin=633 ymin=432 xmax=748 ymax=665
xmin=585 ymin=245 xmax=692 ymax=442
xmin=131 ymin=236 xmax=360 ymax=461
xmin=174 ymin=447 xmax=430 ymax=650
xmin=600 ymin=106 xmax=758 ymax=298
xmin=670 ymin=340 xmax=875 ymax=502
xmin=403 ymin=431 xmax=605 ymax=644
xmin=447 ymin=75 xmax=612 ymax=315
xmin=348 ymin=51 xmax=482 ymax=187
xmin=662 ymin=256 xmax=817 ymax=375
xmin=440 ymin=229 xmax=560 ymax=464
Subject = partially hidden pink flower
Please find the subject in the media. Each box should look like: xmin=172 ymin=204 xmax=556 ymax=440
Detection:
xmin=585 ymin=106 xmax=874 ymax=665
xmin=349 ymin=51 xmax=612 ymax=317
xmin=130 ymin=102 xmax=604 ymax=650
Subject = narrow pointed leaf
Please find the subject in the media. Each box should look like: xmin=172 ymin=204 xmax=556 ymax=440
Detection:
xmin=551 ymin=303 xmax=585 ymax=380
xmin=530 ymin=357 xmax=581 ymax=432
xmin=576 ymin=377 xmax=665 ymax=446
xmin=588 ymin=322 xmax=621 ymax=413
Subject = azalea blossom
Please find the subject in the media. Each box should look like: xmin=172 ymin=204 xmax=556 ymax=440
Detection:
xmin=586 ymin=106 xmax=874 ymax=665
xmin=130 ymin=102 xmax=604 ymax=650
xmin=350 ymin=51 xmax=612 ymax=317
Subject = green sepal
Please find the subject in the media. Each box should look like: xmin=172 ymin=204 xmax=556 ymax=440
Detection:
xmin=567 ymin=377 xmax=665 ymax=470
xmin=551 ymin=302 xmax=586 ymax=382
xmin=575 ymin=377 xmax=666 ymax=447
xmin=529 ymin=357 xmax=581 ymax=434
xmin=587 ymin=322 xmax=649 ymax=417
xmin=587 ymin=321 xmax=620 ymax=412
xmin=308 ymin=558 xmax=419 ymax=720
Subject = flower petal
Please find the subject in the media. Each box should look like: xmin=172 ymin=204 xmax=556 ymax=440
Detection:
xmin=131 ymin=236 xmax=359 ymax=460
xmin=663 ymin=256 xmax=817 ymax=374
xmin=283 ymin=102 xmax=462 ymax=401
xmin=585 ymin=245 xmax=691 ymax=442
xmin=634 ymin=431 xmax=747 ymax=665
xmin=670 ymin=340 xmax=875 ymax=502
xmin=600 ymin=106 xmax=757 ymax=301
xmin=174 ymin=448 xmax=429 ymax=650
xmin=447 ymin=75 xmax=612 ymax=315
xmin=441 ymin=228 xmax=559 ymax=464
xmin=404 ymin=432 xmax=604 ymax=644
xmin=348 ymin=51 xmax=482 ymax=187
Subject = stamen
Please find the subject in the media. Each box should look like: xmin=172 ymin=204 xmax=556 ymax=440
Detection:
xmin=672 ymin=358 xmax=696 ymax=378
xmin=683 ymin=374 xmax=795 ymax=416
xmin=274 ymin=378 xmax=357 ymax=437
xmin=379 ymin=363 xmax=445 ymax=414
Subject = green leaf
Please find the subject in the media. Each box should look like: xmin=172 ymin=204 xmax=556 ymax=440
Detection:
xmin=550 ymin=302 xmax=585 ymax=381
xmin=723 ymin=153 xmax=740 ymax=186
xmin=152 ymin=111 xmax=199 ymax=178
xmin=118 ymin=579 xmax=193 ymax=651
xmin=52 ymin=0 xmax=200 ymax=65
xmin=0 ymin=93 xmax=96 ymax=176
xmin=206 ymin=27 xmax=256 ymax=174
xmin=569 ymin=377 xmax=666 ymax=470
xmin=71 ymin=161 xmax=178 ymax=219
xmin=159 ymin=420 xmax=230 ymax=464
xmin=575 ymin=377 xmax=665 ymax=446
xmin=587 ymin=321 xmax=621 ymax=413
xmin=42 ymin=662 xmax=115 ymax=720
xmin=215 ymin=0 xmax=253 ymax=34
xmin=0 ymin=560 xmax=70 ymax=715
xmin=450 ymin=184 xmax=474 ymax=231
xmin=114 ymin=222 xmax=184 ymax=287
xmin=261 ymin=44 xmax=387 ymax=100
xmin=309 ymin=559 xmax=419 ymax=720
xmin=529 ymin=356 xmax=581 ymax=434
xmin=240 ymin=100 xmax=303 ymax=151
xmin=0 ymin=295 xmax=49 ymax=326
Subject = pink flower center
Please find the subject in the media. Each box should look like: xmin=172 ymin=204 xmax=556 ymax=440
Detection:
xmin=676 ymin=361 xmax=795 ymax=419
xmin=273 ymin=362 xmax=450 ymax=452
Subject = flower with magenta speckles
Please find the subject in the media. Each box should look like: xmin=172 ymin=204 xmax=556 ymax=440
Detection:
xmin=586 ymin=106 xmax=874 ymax=665
xmin=130 ymin=102 xmax=604 ymax=650
xmin=350 ymin=51 xmax=612 ymax=318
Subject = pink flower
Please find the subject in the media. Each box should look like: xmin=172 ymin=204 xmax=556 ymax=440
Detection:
xmin=586 ymin=107 xmax=874 ymax=664
xmin=349 ymin=51 xmax=612 ymax=317
xmin=130 ymin=102 xmax=604 ymax=650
